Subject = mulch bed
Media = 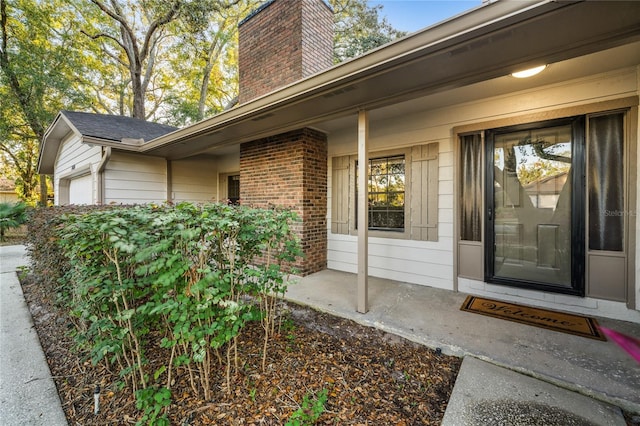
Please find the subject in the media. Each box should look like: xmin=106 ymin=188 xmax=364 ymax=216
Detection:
xmin=21 ymin=274 xmax=461 ymax=425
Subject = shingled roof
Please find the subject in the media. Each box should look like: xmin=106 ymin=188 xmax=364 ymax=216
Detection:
xmin=61 ymin=110 xmax=177 ymax=143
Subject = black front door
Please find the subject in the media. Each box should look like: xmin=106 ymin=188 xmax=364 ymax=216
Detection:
xmin=485 ymin=118 xmax=585 ymax=295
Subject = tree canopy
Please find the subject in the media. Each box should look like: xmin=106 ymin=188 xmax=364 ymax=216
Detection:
xmin=0 ymin=0 xmax=90 ymax=203
xmin=0 ymin=0 xmax=407 ymax=203
xmin=332 ymin=0 xmax=406 ymax=62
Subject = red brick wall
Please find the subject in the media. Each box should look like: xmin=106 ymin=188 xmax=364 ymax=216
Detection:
xmin=240 ymin=128 xmax=327 ymax=275
xmin=301 ymin=0 xmax=334 ymax=77
xmin=238 ymin=0 xmax=333 ymax=104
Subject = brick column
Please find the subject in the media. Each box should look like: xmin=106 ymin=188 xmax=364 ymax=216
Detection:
xmin=240 ymin=128 xmax=327 ymax=275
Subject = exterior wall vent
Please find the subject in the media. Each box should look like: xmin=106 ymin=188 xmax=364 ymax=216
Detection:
xmin=322 ymin=85 xmax=357 ymax=99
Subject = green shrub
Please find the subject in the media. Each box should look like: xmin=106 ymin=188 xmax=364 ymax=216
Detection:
xmin=29 ymin=202 xmax=302 ymax=421
xmin=286 ymin=388 xmax=328 ymax=426
xmin=135 ymin=386 xmax=171 ymax=426
xmin=25 ymin=205 xmax=115 ymax=301
xmin=0 ymin=201 xmax=27 ymax=241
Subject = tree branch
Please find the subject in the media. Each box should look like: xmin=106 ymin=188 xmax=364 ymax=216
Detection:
xmin=90 ymin=0 xmax=133 ymax=34
xmin=140 ymin=2 xmax=180 ymax=61
xmin=141 ymin=32 xmax=163 ymax=94
xmin=0 ymin=0 xmax=44 ymax=139
xmin=90 ymin=0 xmax=139 ymax=65
xmin=531 ymin=141 xmax=572 ymax=164
xmin=0 ymin=141 xmax=27 ymax=175
xmin=80 ymin=28 xmax=127 ymax=53
xmin=0 ymin=0 xmax=7 ymax=56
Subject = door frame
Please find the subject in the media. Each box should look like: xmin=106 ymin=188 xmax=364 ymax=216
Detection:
xmin=483 ymin=116 xmax=586 ymax=296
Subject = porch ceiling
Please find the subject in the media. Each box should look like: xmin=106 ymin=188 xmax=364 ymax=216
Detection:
xmin=144 ymin=0 xmax=640 ymax=160
xmin=315 ymin=41 xmax=640 ymax=136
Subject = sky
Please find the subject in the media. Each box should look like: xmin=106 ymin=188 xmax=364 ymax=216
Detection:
xmin=370 ymin=0 xmax=483 ymax=33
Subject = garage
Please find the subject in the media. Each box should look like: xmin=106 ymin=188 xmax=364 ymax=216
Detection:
xmin=68 ymin=174 xmax=93 ymax=205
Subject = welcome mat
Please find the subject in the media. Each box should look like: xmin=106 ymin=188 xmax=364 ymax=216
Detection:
xmin=460 ymin=296 xmax=606 ymax=341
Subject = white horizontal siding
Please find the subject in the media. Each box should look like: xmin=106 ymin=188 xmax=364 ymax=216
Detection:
xmin=327 ymin=130 xmax=455 ymax=289
xmin=438 ymin=194 xmax=453 ymax=209
xmin=105 ymin=180 xmax=165 ymax=191
xmin=329 ymin=226 xmax=459 ymax=290
xmin=104 ymin=189 xmax=167 ymax=201
xmin=104 ymin=152 xmax=167 ymax=204
xmin=53 ymin=133 xmax=102 ymax=205
xmin=107 ymin=153 xmax=165 ymax=173
xmin=170 ymin=157 xmax=217 ymax=203
xmin=327 ymin=66 xmax=639 ymax=295
xmin=369 ymin=267 xmax=452 ymax=290
xmin=103 ymin=170 xmax=166 ymax=182
xmin=328 ymin=233 xmax=455 ymax=289
xmin=55 ymin=134 xmax=101 ymax=173
xmin=439 ymin=207 xmax=453 ymax=224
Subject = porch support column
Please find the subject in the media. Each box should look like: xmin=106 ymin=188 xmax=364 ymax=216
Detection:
xmin=357 ymin=109 xmax=369 ymax=313
xmin=166 ymin=160 xmax=173 ymax=203
xmin=96 ymin=146 xmax=111 ymax=205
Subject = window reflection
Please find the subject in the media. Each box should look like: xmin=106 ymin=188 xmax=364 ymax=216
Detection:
xmin=357 ymin=155 xmax=406 ymax=230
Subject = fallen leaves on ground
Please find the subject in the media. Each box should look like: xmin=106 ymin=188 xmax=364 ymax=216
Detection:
xmin=22 ymin=275 xmax=461 ymax=425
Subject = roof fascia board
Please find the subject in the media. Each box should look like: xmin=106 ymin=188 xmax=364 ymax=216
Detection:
xmin=58 ymin=112 xmax=81 ymax=137
xmin=38 ymin=112 xmax=64 ymax=174
xmin=82 ymin=136 xmax=143 ymax=151
xmin=41 ymin=111 xmax=63 ymax=142
xmin=38 ymin=112 xmax=83 ymax=174
xmin=142 ymin=0 xmax=555 ymax=152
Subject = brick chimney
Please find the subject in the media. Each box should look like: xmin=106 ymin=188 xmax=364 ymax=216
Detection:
xmin=238 ymin=0 xmax=334 ymax=104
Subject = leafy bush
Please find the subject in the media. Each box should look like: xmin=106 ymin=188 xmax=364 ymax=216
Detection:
xmin=28 ymin=202 xmax=302 ymax=423
xmin=286 ymin=388 xmax=328 ymax=426
xmin=135 ymin=386 xmax=171 ymax=426
xmin=0 ymin=201 xmax=28 ymax=241
xmin=25 ymin=205 xmax=114 ymax=299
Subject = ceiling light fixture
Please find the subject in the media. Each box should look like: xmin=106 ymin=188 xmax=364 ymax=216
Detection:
xmin=511 ymin=65 xmax=547 ymax=78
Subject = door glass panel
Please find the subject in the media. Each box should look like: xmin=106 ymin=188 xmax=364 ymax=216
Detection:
xmin=588 ymin=113 xmax=624 ymax=251
xmin=493 ymin=124 xmax=573 ymax=287
xmin=460 ymin=133 xmax=482 ymax=241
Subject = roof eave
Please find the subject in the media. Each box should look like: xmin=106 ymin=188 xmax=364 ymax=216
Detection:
xmin=38 ymin=113 xmax=165 ymax=174
xmin=82 ymin=136 xmax=143 ymax=150
xmin=141 ymin=0 xmax=555 ymax=153
xmin=38 ymin=112 xmax=78 ymax=175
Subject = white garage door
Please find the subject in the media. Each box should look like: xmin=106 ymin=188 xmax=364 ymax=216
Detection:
xmin=69 ymin=174 xmax=93 ymax=205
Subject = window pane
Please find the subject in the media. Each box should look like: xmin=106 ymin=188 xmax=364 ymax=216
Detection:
xmin=588 ymin=113 xmax=624 ymax=251
xmin=370 ymin=174 xmax=385 ymax=192
xmin=357 ymin=155 xmax=405 ymax=230
xmin=492 ymin=124 xmax=573 ymax=287
xmin=460 ymin=134 xmax=482 ymax=241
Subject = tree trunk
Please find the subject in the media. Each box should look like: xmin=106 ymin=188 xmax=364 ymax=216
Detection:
xmin=131 ymin=67 xmax=145 ymax=119
xmin=198 ymin=63 xmax=213 ymax=121
xmin=39 ymin=175 xmax=48 ymax=206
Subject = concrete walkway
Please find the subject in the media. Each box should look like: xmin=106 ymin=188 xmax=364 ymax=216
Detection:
xmin=441 ymin=357 xmax=628 ymax=425
xmin=0 ymin=245 xmax=67 ymax=426
xmin=286 ymin=270 xmax=640 ymax=423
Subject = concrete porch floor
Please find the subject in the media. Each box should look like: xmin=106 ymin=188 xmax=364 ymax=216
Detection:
xmin=284 ymin=269 xmax=640 ymax=415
